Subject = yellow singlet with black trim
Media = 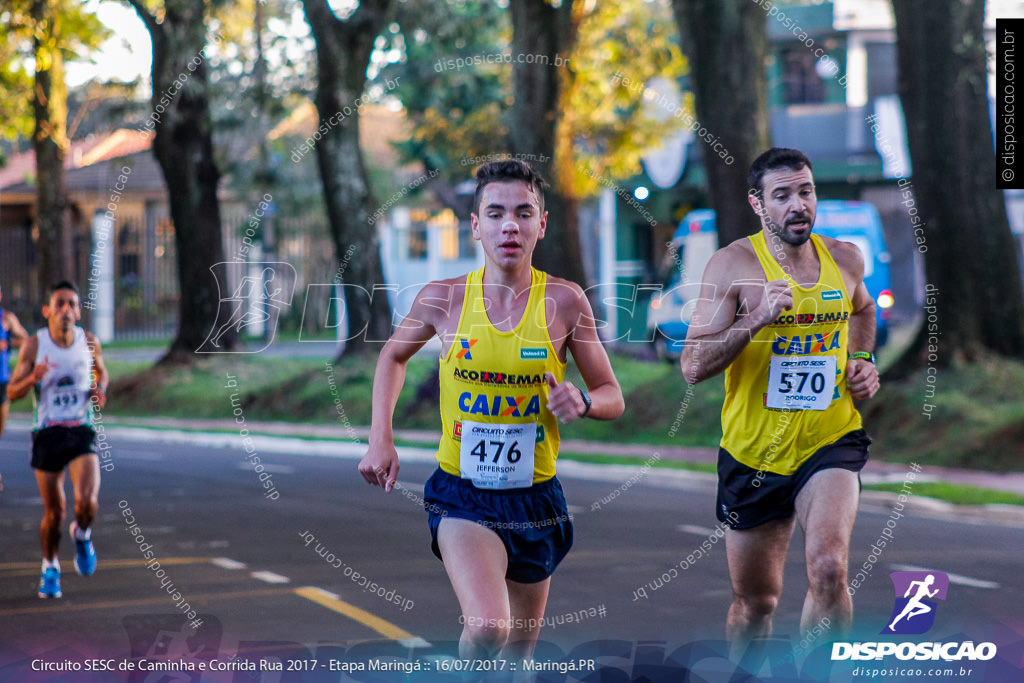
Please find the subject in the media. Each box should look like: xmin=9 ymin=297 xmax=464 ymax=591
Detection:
xmin=720 ymin=231 xmax=863 ymax=475
xmin=436 ymin=266 xmax=566 ymax=487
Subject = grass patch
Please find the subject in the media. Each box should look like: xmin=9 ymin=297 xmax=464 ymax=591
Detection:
xmin=558 ymin=357 xmax=725 ymax=447
xmin=393 ymin=438 xmax=434 ymax=449
xmin=12 ymin=339 xmax=1022 ymax=504
xmin=44 ymin=344 xmax=1021 ymax=476
xmin=861 ymin=354 xmax=1024 ymax=472
xmin=864 ymin=481 xmax=1024 ymax=507
xmin=105 ymin=355 xmax=320 ymax=421
xmin=97 ymin=339 xmax=170 ymax=352
xmin=557 ymin=451 xmax=717 ymax=473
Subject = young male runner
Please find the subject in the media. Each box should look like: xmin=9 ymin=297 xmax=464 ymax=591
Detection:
xmin=0 ymin=283 xmax=29 ymax=491
xmin=359 ymin=160 xmax=624 ymax=658
xmin=679 ymin=148 xmax=879 ymax=654
xmin=8 ymin=281 xmax=109 ymax=598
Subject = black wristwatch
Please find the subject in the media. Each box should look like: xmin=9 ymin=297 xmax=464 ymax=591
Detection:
xmin=578 ymin=386 xmax=592 ymax=417
xmin=849 ymin=351 xmax=875 ymax=364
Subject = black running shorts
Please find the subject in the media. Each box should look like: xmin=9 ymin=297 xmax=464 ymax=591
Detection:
xmin=31 ymin=426 xmax=98 ymax=473
xmin=716 ymin=429 xmax=872 ymax=530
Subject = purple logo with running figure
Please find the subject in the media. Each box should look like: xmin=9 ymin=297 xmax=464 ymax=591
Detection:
xmin=882 ymin=570 xmax=950 ymax=635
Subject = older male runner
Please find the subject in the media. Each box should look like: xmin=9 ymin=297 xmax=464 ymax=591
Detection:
xmin=680 ymin=148 xmax=879 ymax=654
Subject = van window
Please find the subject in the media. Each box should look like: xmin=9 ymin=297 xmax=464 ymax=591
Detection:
xmin=683 ymin=232 xmax=717 ymax=285
xmin=836 ymin=235 xmax=874 ymax=278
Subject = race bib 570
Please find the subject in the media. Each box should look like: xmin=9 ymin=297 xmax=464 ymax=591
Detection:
xmin=765 ymin=356 xmax=837 ymax=411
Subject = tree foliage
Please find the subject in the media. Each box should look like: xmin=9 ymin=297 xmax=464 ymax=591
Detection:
xmin=206 ymin=0 xmax=314 ymax=139
xmin=378 ymin=0 xmax=509 ymax=193
xmin=559 ymin=0 xmax=687 ymax=197
xmin=380 ymin=0 xmax=686 ymax=190
xmin=377 ymin=0 xmax=687 ymax=279
xmin=0 ymin=1 xmax=108 ymax=291
xmin=203 ymin=0 xmax=317 ymax=211
xmin=0 ymin=1 xmax=107 ymax=151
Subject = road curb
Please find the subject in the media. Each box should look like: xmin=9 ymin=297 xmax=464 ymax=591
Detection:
xmin=5 ymin=415 xmax=1022 ymax=522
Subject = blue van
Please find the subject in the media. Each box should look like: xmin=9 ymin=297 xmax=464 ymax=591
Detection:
xmin=647 ymin=201 xmax=893 ymax=361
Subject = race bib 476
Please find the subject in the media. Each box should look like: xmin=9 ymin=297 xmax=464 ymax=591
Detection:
xmin=459 ymin=421 xmax=537 ymax=489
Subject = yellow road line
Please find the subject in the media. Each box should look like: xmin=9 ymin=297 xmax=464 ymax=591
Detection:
xmin=0 ymin=557 xmax=211 ymax=577
xmin=0 ymin=588 xmax=295 ymax=617
xmin=294 ymin=586 xmax=421 ymax=643
xmin=1 ymin=561 xmax=428 ymax=647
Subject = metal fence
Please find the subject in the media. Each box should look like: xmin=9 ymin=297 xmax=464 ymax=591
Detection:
xmin=103 ymin=204 xmax=179 ymax=340
xmin=1 ymin=202 xmax=473 ymax=342
xmin=0 ymin=203 xmax=337 ymax=342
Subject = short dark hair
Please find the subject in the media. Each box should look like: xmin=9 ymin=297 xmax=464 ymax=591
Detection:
xmin=472 ymin=160 xmax=547 ymax=215
xmin=747 ymin=147 xmax=813 ymax=198
xmin=50 ymin=280 xmax=80 ymax=297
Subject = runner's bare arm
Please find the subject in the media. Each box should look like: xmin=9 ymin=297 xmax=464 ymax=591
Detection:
xmin=553 ymin=282 xmax=624 ymax=423
xmin=86 ymin=332 xmax=109 ymax=409
xmin=840 ymin=245 xmax=879 ymax=399
xmin=7 ymin=334 xmax=41 ymax=401
xmin=3 ymin=311 xmax=28 ymax=348
xmin=358 ymin=283 xmax=447 ymax=492
xmin=680 ymin=249 xmax=791 ymax=385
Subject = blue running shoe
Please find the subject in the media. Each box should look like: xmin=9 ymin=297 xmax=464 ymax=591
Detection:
xmin=71 ymin=522 xmax=97 ymax=576
xmin=38 ymin=567 xmax=61 ymax=598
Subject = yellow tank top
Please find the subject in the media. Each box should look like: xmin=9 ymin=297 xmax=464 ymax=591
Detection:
xmin=720 ymin=232 xmax=862 ymax=475
xmin=436 ymin=266 xmax=566 ymax=486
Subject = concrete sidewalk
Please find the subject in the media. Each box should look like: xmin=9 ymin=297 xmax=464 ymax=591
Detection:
xmin=17 ymin=412 xmax=1023 ymax=498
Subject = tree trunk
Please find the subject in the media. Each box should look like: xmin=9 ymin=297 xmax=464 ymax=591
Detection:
xmin=508 ymin=0 xmax=587 ymax=285
xmin=302 ymin=0 xmax=394 ymax=358
xmin=672 ymin=0 xmax=771 ymax=247
xmin=128 ymin=0 xmax=233 ymax=364
xmin=32 ymin=0 xmax=72 ymax=293
xmin=887 ymin=0 xmax=1024 ymax=376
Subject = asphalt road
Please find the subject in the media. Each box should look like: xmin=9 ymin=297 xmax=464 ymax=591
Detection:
xmin=0 ymin=422 xmax=1020 ymax=682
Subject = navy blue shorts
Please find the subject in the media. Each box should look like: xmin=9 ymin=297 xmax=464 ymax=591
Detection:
xmin=716 ymin=429 xmax=871 ymax=530
xmin=423 ymin=468 xmax=574 ymax=584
